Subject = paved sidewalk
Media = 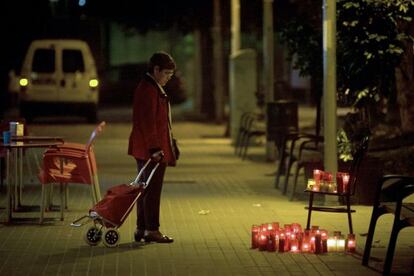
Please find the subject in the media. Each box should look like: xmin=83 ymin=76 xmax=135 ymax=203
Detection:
xmin=0 ymin=117 xmax=413 ymax=275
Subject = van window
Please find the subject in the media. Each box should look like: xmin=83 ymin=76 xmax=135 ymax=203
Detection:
xmin=63 ymin=49 xmax=85 ymax=73
xmin=32 ymin=49 xmax=55 ymax=73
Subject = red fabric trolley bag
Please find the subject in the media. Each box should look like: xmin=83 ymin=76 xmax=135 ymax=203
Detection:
xmin=71 ymin=159 xmax=159 ymax=247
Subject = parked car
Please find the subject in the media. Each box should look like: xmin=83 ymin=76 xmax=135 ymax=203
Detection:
xmin=99 ymin=63 xmax=187 ymax=106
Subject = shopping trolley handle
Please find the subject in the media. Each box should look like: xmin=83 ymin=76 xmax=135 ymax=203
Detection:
xmin=131 ymin=159 xmax=160 ymax=188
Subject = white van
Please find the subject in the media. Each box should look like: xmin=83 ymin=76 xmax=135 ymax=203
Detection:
xmin=18 ymin=39 xmax=99 ymax=122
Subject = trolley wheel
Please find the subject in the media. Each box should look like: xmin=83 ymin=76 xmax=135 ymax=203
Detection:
xmin=103 ymin=228 xmax=120 ymax=247
xmin=84 ymin=226 xmax=102 ymax=246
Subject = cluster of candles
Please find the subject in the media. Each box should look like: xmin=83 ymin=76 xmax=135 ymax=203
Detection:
xmin=306 ymin=169 xmax=350 ymax=194
xmin=251 ymin=222 xmax=356 ymax=254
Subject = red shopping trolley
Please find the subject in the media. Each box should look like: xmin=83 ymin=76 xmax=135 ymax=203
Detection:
xmin=70 ymin=158 xmax=159 ymax=247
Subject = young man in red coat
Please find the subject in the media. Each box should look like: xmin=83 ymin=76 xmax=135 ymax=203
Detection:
xmin=128 ymin=52 xmax=178 ymax=243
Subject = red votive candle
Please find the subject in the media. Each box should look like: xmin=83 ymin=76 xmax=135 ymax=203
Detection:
xmin=278 ymin=233 xmax=285 ymax=253
xmin=346 ymin=233 xmax=356 ymax=253
xmin=320 ymin=229 xmax=328 ymax=253
xmin=336 ymin=172 xmax=344 ymax=193
xmin=342 ymin=173 xmax=350 ymax=193
xmin=251 ymin=225 xmax=260 ymax=249
xmin=258 ymin=233 xmax=268 ymax=251
xmin=267 ymin=232 xmax=276 ymax=252
xmin=301 ymin=230 xmax=311 ymax=253
xmin=313 ymin=169 xmax=322 ymax=184
xmin=314 ymin=233 xmax=322 ymax=254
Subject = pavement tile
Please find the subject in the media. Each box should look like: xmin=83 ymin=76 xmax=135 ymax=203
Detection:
xmin=0 ymin=118 xmax=413 ymax=275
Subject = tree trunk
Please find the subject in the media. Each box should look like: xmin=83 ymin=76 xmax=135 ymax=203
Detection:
xmin=395 ymin=31 xmax=414 ymax=133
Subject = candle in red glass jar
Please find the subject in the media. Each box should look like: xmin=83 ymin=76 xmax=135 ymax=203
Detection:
xmin=342 ymin=173 xmax=350 ymax=193
xmin=271 ymin=222 xmax=279 ymax=234
xmin=324 ymin=171 xmax=333 ymax=182
xmin=314 ymin=233 xmax=322 ymax=254
xmin=313 ymin=169 xmax=322 ymax=184
xmin=258 ymin=232 xmax=268 ymax=251
xmin=251 ymin=225 xmax=260 ymax=249
xmin=301 ymin=230 xmax=311 ymax=253
xmin=336 ymin=172 xmax=344 ymax=193
xmin=278 ymin=232 xmax=285 ymax=253
xmin=267 ymin=232 xmax=276 ymax=252
xmin=320 ymin=229 xmax=328 ymax=253
xmin=346 ymin=233 xmax=356 ymax=253
xmin=290 ymin=240 xmax=300 ymax=253
xmin=291 ymin=223 xmax=302 ymax=234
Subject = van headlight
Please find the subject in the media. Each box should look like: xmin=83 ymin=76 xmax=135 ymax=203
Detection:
xmin=89 ymin=79 xmax=99 ymax=88
xmin=19 ymin=78 xmax=29 ymax=87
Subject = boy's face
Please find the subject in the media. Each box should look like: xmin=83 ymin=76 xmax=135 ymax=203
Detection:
xmin=153 ymin=66 xmax=174 ymax=86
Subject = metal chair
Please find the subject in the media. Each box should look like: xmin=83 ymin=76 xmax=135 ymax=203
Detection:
xmin=362 ymin=175 xmax=414 ymax=275
xmin=304 ymin=136 xmax=369 ymax=234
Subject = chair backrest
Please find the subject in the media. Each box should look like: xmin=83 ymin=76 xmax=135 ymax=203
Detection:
xmin=348 ymin=136 xmax=370 ymax=195
xmin=85 ymin=121 xmax=106 ymax=153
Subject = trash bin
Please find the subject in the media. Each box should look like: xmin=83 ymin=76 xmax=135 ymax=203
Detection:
xmin=266 ymin=100 xmax=298 ymax=142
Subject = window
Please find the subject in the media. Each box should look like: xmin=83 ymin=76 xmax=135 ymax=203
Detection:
xmin=32 ymin=49 xmax=55 ymax=73
xmin=63 ymin=49 xmax=85 ymax=73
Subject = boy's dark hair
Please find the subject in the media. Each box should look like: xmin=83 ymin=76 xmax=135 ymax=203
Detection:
xmin=148 ymin=51 xmax=176 ymax=72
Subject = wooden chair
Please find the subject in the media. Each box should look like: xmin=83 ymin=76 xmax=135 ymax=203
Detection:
xmin=304 ymin=136 xmax=369 ymax=234
xmin=362 ymin=175 xmax=414 ymax=275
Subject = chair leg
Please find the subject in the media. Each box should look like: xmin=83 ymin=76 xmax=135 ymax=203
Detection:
xmin=64 ymin=184 xmax=69 ymax=209
xmin=383 ymin=204 xmax=406 ymax=276
xmin=242 ymin=135 xmax=253 ymax=160
xmin=274 ymin=141 xmax=287 ymax=189
xmin=346 ymin=195 xmax=353 ymax=234
xmin=290 ymin=163 xmax=303 ymax=201
xmin=238 ymin=132 xmax=247 ymax=157
xmin=39 ymin=184 xmax=47 ymax=224
xmin=59 ymin=183 xmax=64 ymax=221
xmin=362 ymin=205 xmax=386 ymax=266
xmin=234 ymin=131 xmax=242 ymax=155
xmin=93 ymin=174 xmax=101 ymax=201
xmin=306 ymin=192 xmax=314 ymax=230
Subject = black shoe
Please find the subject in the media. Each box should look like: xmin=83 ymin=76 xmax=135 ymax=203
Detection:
xmin=134 ymin=229 xmax=145 ymax=242
xmin=144 ymin=231 xmax=174 ymax=243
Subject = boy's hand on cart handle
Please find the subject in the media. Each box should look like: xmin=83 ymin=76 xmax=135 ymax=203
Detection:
xmin=151 ymin=150 xmax=164 ymax=162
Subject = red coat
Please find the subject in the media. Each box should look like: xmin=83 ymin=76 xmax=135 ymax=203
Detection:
xmin=128 ymin=75 xmax=176 ymax=166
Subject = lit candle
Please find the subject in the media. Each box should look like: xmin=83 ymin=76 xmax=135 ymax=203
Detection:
xmin=327 ymin=238 xmax=337 ymax=252
xmin=307 ymin=179 xmax=316 ymax=191
xmin=314 ymin=233 xmax=322 ymax=254
xmin=323 ymin=171 xmax=333 ymax=182
xmin=291 ymin=223 xmax=302 ymax=234
xmin=346 ymin=233 xmax=356 ymax=253
xmin=336 ymin=172 xmax=344 ymax=194
xmin=290 ymin=240 xmax=300 ymax=253
xmin=267 ymin=232 xmax=276 ymax=252
xmin=301 ymin=230 xmax=311 ymax=253
xmin=251 ymin=225 xmax=260 ymax=249
xmin=271 ymin=222 xmax=279 ymax=234
xmin=313 ymin=169 xmax=322 ymax=184
xmin=258 ymin=233 xmax=268 ymax=251
xmin=327 ymin=181 xmax=337 ymax=193
xmin=342 ymin=174 xmax=350 ymax=193
xmin=278 ymin=232 xmax=285 ymax=253
xmin=337 ymin=235 xmax=346 ymax=251
xmin=320 ymin=230 xmax=328 ymax=253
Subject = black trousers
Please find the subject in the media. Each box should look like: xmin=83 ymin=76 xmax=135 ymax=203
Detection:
xmin=136 ymin=159 xmax=166 ymax=231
